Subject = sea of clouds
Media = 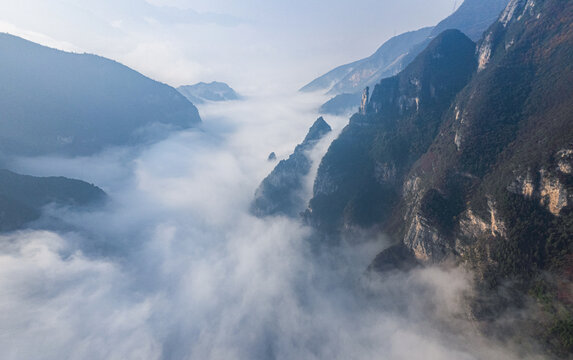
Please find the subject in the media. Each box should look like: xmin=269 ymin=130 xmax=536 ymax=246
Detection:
xmin=0 ymin=93 xmax=544 ymax=360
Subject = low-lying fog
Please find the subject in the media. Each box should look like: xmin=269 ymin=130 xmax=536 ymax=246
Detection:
xmin=0 ymin=93 xmax=539 ymax=359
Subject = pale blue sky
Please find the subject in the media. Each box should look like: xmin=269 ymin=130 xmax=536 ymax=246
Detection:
xmin=0 ymin=0 xmax=461 ymax=92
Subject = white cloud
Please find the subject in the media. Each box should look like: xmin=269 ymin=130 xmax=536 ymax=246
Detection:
xmin=0 ymin=231 xmax=161 ymax=360
xmin=1 ymin=93 xmax=545 ymax=359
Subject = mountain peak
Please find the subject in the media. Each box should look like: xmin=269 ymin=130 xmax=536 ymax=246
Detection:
xmin=368 ymin=29 xmax=476 ymax=116
xmin=301 ymin=0 xmax=510 ymax=100
xmin=0 ymin=33 xmax=201 ymax=157
xmin=303 ymin=117 xmax=332 ymax=143
xmin=177 ymin=81 xmax=241 ymax=104
xmin=251 ymin=117 xmax=332 ymax=217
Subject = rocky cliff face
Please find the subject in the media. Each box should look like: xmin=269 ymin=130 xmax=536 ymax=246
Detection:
xmin=401 ymin=0 xmax=573 ymax=261
xmin=307 ymin=0 xmax=573 ymax=355
xmin=305 ymin=0 xmax=511 ymax=116
xmin=308 ymin=29 xmax=477 ymax=235
xmin=251 ymin=118 xmax=331 ymax=217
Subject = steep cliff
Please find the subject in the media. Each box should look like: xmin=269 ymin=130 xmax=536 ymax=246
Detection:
xmin=251 ymin=117 xmax=331 ymax=217
xmin=303 ymin=0 xmax=510 ymax=116
xmin=308 ymin=0 xmax=573 ymax=355
xmin=308 ymin=29 xmax=477 ymax=235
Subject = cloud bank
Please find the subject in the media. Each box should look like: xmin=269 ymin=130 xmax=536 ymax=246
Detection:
xmin=0 ymin=94 xmax=546 ymax=360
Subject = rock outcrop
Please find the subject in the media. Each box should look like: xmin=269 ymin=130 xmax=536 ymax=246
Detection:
xmin=303 ymin=0 xmax=511 ymax=116
xmin=308 ymin=29 xmax=477 ymax=235
xmin=251 ymin=118 xmax=331 ymax=217
xmin=359 ymin=87 xmax=369 ymax=115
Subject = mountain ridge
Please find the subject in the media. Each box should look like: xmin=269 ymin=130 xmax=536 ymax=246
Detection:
xmin=303 ymin=0 xmax=511 ymax=116
xmin=177 ymin=81 xmax=241 ymax=104
xmin=0 ymin=33 xmax=201 ymax=157
xmin=0 ymin=169 xmax=107 ymax=231
xmin=251 ymin=117 xmax=331 ymax=218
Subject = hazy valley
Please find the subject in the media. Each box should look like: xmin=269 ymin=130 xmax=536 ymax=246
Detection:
xmin=0 ymin=0 xmax=572 ymax=359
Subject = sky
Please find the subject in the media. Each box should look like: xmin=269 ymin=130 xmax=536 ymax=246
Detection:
xmin=0 ymin=0 xmax=461 ymax=93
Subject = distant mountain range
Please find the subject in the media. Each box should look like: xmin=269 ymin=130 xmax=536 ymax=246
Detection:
xmin=0 ymin=33 xmax=201 ymax=157
xmin=302 ymin=0 xmax=510 ymax=115
xmin=301 ymin=27 xmax=433 ymax=95
xmin=177 ymin=81 xmax=241 ymax=104
xmin=0 ymin=169 xmax=106 ymax=231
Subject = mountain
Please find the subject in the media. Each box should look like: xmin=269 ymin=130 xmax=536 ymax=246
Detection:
xmin=308 ymin=29 xmax=477 ymax=234
xmin=430 ymin=0 xmax=511 ymax=40
xmin=318 ymin=92 xmax=363 ymax=116
xmin=0 ymin=33 xmax=201 ymax=157
xmin=177 ymin=81 xmax=241 ymax=104
xmin=300 ymin=27 xmax=433 ymax=95
xmin=304 ymin=0 xmax=510 ymax=115
xmin=0 ymin=169 xmax=107 ymax=231
xmin=251 ymin=117 xmax=331 ymax=217
xmin=306 ymin=0 xmax=573 ymax=355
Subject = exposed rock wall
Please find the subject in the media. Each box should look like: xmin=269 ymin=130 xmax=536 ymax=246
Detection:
xmin=252 ymin=117 xmax=331 ymax=217
xmin=307 ymin=1 xmax=573 ymax=354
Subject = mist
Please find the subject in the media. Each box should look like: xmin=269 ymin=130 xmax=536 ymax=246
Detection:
xmin=0 ymin=92 xmax=546 ymax=360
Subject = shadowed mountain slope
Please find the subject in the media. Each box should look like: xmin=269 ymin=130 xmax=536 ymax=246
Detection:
xmin=0 ymin=33 xmax=201 ymax=157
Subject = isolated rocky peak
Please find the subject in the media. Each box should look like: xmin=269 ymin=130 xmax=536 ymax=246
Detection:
xmin=251 ymin=117 xmax=332 ymax=218
xmin=359 ymin=87 xmax=369 ymax=115
xmin=303 ymin=117 xmax=332 ymax=144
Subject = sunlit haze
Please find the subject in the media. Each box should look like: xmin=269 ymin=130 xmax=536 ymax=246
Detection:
xmin=0 ymin=0 xmax=459 ymax=92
